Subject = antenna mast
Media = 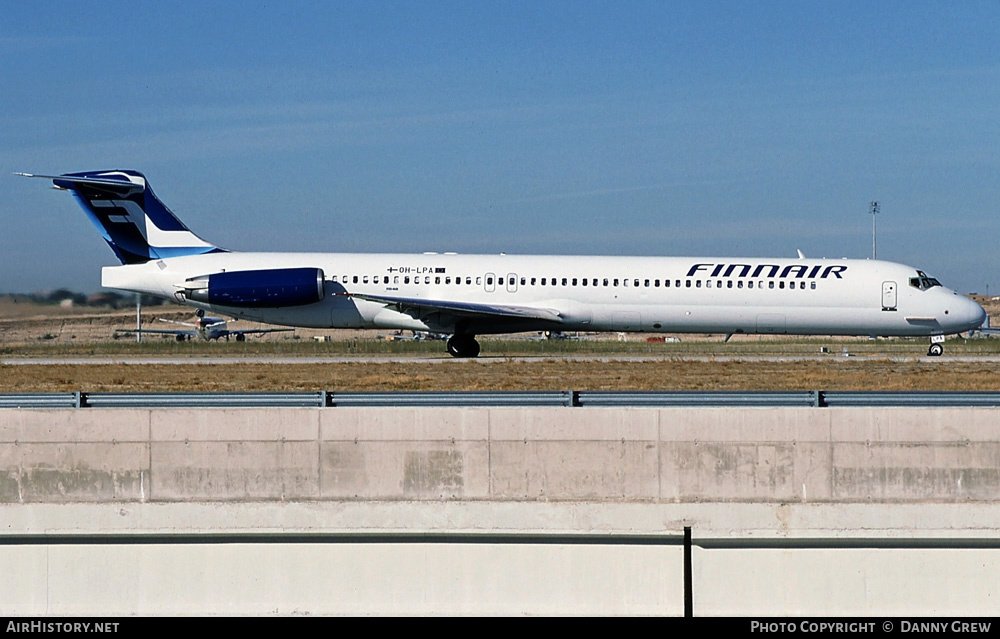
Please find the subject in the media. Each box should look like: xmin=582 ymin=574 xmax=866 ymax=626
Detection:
xmin=870 ymin=201 xmax=879 ymax=259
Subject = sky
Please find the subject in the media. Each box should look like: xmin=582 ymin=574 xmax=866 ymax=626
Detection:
xmin=2 ymin=1 xmax=999 ymax=294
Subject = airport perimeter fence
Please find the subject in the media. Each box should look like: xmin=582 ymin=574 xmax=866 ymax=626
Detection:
xmin=3 ymin=390 xmax=1000 ymax=409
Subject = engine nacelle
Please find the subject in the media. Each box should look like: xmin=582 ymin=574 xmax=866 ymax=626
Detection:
xmin=183 ymin=268 xmax=325 ymax=307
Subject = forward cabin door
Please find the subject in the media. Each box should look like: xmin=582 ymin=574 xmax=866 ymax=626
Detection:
xmin=881 ymin=281 xmax=897 ymax=311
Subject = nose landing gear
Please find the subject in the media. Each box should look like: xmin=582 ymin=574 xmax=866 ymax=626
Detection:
xmin=927 ymin=335 xmax=945 ymax=357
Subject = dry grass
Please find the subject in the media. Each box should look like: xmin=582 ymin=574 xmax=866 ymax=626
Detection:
xmin=2 ymin=359 xmax=999 ymax=392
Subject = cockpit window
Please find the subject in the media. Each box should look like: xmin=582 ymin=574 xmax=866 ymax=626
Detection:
xmin=909 ymin=270 xmax=942 ymax=291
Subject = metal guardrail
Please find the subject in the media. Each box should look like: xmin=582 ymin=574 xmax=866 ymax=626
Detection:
xmin=818 ymin=391 xmax=1000 ymax=408
xmin=576 ymin=391 xmax=819 ymax=407
xmin=0 ymin=392 xmax=80 ymax=409
xmin=327 ymin=391 xmax=574 ymax=407
xmin=2 ymin=391 xmax=1000 ymax=409
xmin=82 ymin=392 xmax=327 ymax=408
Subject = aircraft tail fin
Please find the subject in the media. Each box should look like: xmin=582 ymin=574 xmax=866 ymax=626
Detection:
xmin=18 ymin=170 xmax=224 ymax=265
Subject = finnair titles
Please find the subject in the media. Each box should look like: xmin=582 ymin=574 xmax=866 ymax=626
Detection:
xmin=20 ymin=170 xmax=986 ymax=357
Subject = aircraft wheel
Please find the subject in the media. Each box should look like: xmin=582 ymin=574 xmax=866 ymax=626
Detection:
xmin=447 ymin=335 xmax=480 ymax=358
xmin=928 ymin=343 xmax=944 ymax=357
xmin=236 ymin=334 xmax=246 ymax=342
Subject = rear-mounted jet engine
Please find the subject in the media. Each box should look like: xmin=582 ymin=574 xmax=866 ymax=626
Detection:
xmin=181 ymin=267 xmax=325 ymax=307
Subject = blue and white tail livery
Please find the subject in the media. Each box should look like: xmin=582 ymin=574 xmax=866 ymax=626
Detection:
xmin=20 ymin=169 xmax=987 ymax=357
xmin=18 ymin=170 xmax=223 ymax=265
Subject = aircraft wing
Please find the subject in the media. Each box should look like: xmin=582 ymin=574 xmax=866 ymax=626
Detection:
xmin=114 ymin=328 xmax=196 ymax=337
xmin=158 ymin=318 xmax=199 ymax=328
xmin=225 ymin=328 xmax=295 ymax=337
xmin=342 ymin=292 xmax=564 ymax=323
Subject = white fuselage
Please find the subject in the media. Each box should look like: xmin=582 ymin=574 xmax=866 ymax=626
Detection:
xmin=102 ymin=252 xmax=986 ymax=338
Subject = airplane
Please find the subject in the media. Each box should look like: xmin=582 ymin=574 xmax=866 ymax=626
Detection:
xmin=379 ymin=330 xmax=448 ymax=342
xmin=114 ymin=311 xmax=293 ymax=342
xmin=19 ymin=170 xmax=987 ymax=357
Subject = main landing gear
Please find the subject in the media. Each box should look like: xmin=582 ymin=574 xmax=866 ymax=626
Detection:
xmin=447 ymin=334 xmax=481 ymax=358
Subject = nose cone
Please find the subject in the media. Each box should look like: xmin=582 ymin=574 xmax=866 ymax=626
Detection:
xmin=961 ymin=297 xmax=988 ymax=331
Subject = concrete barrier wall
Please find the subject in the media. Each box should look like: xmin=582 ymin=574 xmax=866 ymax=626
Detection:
xmin=4 ymin=406 xmax=1000 ymax=615
xmin=0 ymin=543 xmax=685 ymax=616
xmin=2 ymin=406 xmax=999 ymax=504
xmin=6 ymin=541 xmax=999 ymax=615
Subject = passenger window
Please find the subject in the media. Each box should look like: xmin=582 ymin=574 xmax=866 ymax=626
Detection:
xmin=675 ymin=280 xmax=681 ymax=287
xmin=394 ymin=276 xmax=399 ymax=284
xmin=604 ymin=278 xmax=609 ymax=286
xmin=445 ymin=277 xmax=451 ymax=284
xmin=614 ymin=279 xmax=620 ymax=287
xmin=686 ymin=280 xmax=691 ymax=288
xmin=810 ymin=282 xmax=816 ymax=289
xmin=487 ymin=277 xmax=493 ymax=285
xmin=748 ymin=281 xmax=753 ymax=289
xmin=531 ymin=278 xmax=536 ymax=285
xmin=404 ymin=276 xmax=410 ymax=284
xmin=769 ymin=281 xmax=774 ymax=289
xmin=561 ymin=278 xmax=568 ymax=286
xmin=738 ymin=281 xmax=743 ymax=289
xmin=582 ymin=278 xmax=587 ymax=286
xmin=655 ymin=280 xmax=660 ymax=287
xmin=779 ymin=281 xmax=784 ymax=289
xmin=634 ymin=279 xmax=640 ymax=287
xmin=696 ymin=280 xmax=702 ymax=288
xmin=353 ymin=276 xmax=358 ymax=284
xmin=520 ymin=277 xmax=526 ymax=285
xmin=572 ymin=278 xmax=577 ymax=286
xmin=592 ymin=279 xmax=598 ymax=286
xmin=541 ymin=278 xmax=547 ymax=285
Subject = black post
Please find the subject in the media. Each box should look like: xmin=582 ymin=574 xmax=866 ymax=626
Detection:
xmin=684 ymin=526 xmax=693 ymax=617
